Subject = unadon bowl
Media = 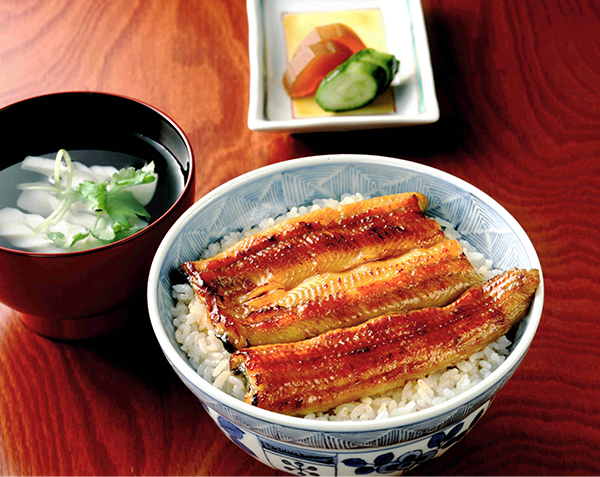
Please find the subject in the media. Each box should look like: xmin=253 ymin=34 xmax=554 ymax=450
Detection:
xmin=148 ymin=154 xmax=543 ymax=475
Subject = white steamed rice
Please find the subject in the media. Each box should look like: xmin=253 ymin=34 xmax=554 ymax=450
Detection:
xmin=170 ymin=193 xmax=509 ymax=421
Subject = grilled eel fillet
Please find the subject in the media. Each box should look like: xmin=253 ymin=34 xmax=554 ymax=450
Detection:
xmin=230 ymin=268 xmax=540 ymax=416
xmin=181 ymin=193 xmax=444 ymax=305
xmin=181 ymin=193 xmax=452 ymax=349
xmin=215 ymin=240 xmax=483 ymax=348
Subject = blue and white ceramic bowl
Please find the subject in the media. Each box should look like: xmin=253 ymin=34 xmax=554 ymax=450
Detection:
xmin=148 ymin=155 xmax=544 ymax=475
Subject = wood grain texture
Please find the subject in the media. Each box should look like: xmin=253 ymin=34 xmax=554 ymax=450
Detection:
xmin=1 ymin=0 xmax=599 ymax=475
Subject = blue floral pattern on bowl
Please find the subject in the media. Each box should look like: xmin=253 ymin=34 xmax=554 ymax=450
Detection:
xmin=207 ymin=401 xmax=490 ymax=475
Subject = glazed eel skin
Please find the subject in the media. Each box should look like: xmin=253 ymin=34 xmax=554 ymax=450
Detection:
xmin=230 ymin=268 xmax=540 ymax=416
xmin=215 ymin=239 xmax=483 ymax=349
xmin=181 ymin=193 xmax=451 ymax=349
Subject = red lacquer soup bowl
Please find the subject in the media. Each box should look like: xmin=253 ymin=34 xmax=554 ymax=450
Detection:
xmin=0 ymin=92 xmax=195 ymax=339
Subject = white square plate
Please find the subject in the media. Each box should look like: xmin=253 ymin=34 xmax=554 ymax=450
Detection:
xmin=247 ymin=0 xmax=440 ymax=133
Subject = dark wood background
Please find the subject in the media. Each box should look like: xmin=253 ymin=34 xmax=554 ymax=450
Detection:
xmin=1 ymin=0 xmax=599 ymax=475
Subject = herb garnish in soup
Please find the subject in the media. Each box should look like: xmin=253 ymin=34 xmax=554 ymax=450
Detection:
xmin=0 ymin=149 xmax=158 ymax=253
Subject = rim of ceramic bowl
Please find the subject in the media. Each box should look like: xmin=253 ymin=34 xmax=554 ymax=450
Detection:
xmin=0 ymin=91 xmax=195 ymax=258
xmin=148 ymin=154 xmax=544 ymax=432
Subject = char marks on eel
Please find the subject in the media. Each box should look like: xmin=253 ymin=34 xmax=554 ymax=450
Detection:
xmin=230 ymin=268 xmax=540 ymax=416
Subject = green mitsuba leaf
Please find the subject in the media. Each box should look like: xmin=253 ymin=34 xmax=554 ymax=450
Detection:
xmin=70 ymin=231 xmax=91 ymax=246
xmin=106 ymin=190 xmax=151 ymax=222
xmin=46 ymin=231 xmax=67 ymax=248
xmin=78 ymin=180 xmax=108 ymax=212
xmin=92 ymin=227 xmax=116 ymax=242
xmin=110 ymin=162 xmax=156 ymax=193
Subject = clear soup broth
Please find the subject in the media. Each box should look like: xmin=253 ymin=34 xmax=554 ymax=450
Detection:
xmin=0 ymin=137 xmax=186 ymax=252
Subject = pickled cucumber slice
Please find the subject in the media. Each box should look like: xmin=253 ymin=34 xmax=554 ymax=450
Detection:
xmin=315 ymin=48 xmax=399 ymax=112
xmin=315 ymin=59 xmax=387 ymax=112
xmin=352 ymin=48 xmax=399 ymax=92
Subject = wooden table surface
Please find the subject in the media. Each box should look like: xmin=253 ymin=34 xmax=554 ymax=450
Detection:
xmin=1 ymin=0 xmax=599 ymax=475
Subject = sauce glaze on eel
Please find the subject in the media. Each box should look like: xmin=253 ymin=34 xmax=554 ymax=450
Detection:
xmin=230 ymin=268 xmax=541 ymax=416
xmin=181 ymin=193 xmax=467 ymax=349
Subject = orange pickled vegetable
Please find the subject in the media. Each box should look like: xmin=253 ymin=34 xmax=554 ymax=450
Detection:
xmin=296 ymin=23 xmax=367 ymax=56
xmin=283 ymin=23 xmax=367 ymax=98
xmin=283 ymin=41 xmax=353 ymax=98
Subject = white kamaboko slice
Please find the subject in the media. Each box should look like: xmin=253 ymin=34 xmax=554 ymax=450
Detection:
xmin=0 ymin=207 xmax=92 ymax=253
